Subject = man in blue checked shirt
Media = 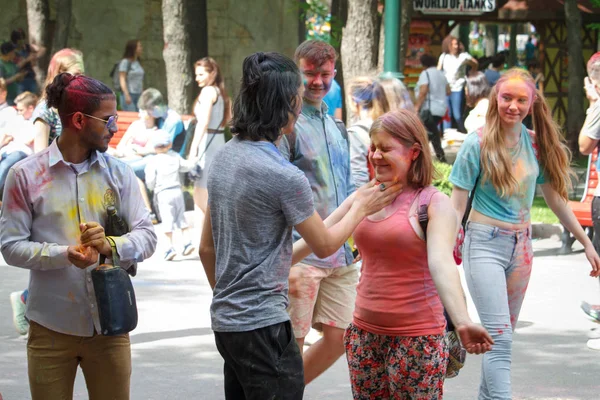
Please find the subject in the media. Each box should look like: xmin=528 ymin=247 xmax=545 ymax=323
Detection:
xmin=279 ymin=39 xmax=357 ymax=385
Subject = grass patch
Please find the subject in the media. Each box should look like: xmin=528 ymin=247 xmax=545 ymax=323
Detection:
xmin=531 ymin=196 xmax=559 ymax=224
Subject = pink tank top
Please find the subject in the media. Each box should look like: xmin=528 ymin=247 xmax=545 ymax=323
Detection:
xmin=353 ymin=186 xmax=446 ymax=336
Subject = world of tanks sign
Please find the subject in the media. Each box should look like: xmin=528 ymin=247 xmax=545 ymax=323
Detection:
xmin=413 ymin=0 xmax=496 ymax=15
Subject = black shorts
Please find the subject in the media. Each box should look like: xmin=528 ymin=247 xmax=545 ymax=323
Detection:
xmin=214 ymin=321 xmax=304 ymax=400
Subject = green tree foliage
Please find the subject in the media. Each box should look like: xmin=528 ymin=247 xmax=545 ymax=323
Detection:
xmin=432 ymin=161 xmax=453 ymax=197
xmin=299 ymin=0 xmax=343 ymax=47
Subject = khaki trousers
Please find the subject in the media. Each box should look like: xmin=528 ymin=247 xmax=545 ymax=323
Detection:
xmin=27 ymin=321 xmax=131 ymax=400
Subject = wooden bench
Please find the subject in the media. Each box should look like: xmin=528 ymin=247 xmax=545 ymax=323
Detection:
xmin=560 ymin=147 xmax=598 ymax=253
xmin=109 ymin=111 xmax=195 ymax=152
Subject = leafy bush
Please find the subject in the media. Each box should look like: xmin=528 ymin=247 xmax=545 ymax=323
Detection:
xmin=432 ymin=161 xmax=453 ymax=196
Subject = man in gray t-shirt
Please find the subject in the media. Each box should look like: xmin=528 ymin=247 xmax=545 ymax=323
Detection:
xmin=207 ymin=137 xmax=315 ymax=332
xmin=577 ymin=52 xmax=600 ymax=347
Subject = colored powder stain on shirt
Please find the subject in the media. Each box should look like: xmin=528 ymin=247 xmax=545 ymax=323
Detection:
xmin=6 ymin=184 xmax=26 ymax=212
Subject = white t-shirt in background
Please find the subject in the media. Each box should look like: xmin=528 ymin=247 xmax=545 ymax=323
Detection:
xmin=439 ymin=52 xmax=474 ymax=92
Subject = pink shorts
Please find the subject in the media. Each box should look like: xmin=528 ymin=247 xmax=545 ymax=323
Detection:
xmin=287 ymin=263 xmax=359 ymax=338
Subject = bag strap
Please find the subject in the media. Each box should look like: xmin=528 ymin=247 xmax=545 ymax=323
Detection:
xmin=424 ymin=70 xmax=432 ymax=111
xmin=99 ymin=236 xmax=120 ymax=266
xmin=462 ymin=175 xmax=479 ymax=229
xmin=197 ymin=133 xmax=217 ymax=162
xmin=417 ymin=186 xmax=440 ymax=241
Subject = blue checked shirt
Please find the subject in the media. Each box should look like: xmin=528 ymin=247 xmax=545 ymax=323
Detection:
xmin=279 ymin=102 xmax=356 ymax=268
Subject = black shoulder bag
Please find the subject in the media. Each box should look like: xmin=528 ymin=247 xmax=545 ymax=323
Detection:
xmin=92 ymin=236 xmax=138 ymax=336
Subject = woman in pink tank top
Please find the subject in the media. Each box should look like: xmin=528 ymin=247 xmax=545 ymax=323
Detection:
xmin=345 ymin=110 xmax=493 ymax=399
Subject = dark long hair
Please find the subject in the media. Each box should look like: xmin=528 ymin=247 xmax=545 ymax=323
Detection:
xmin=465 ymin=72 xmax=491 ymax=107
xmin=194 ymin=57 xmax=230 ymax=128
xmin=46 ymin=73 xmax=114 ymax=127
xmin=122 ymin=39 xmax=140 ymax=61
xmin=231 ymin=52 xmax=302 ymax=142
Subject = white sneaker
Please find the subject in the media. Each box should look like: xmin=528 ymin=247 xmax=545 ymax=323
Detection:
xmin=587 ymin=337 xmax=600 ymax=350
xmin=9 ymin=291 xmax=29 ymax=335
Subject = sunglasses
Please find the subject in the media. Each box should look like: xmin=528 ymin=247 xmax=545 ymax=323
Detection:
xmin=69 ymin=112 xmax=118 ymax=131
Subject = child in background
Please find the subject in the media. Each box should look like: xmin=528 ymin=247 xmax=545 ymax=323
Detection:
xmin=144 ymin=130 xmax=197 ymax=260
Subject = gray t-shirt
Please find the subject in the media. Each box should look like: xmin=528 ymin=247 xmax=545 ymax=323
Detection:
xmin=144 ymin=149 xmax=195 ymax=194
xmin=581 ymin=101 xmax=600 ymax=196
xmin=119 ymin=59 xmax=144 ymax=94
xmin=208 ymin=137 xmax=315 ymax=332
xmin=416 ymin=67 xmax=448 ymax=117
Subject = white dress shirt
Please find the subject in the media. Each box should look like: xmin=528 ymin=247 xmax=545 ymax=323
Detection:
xmin=0 ymin=139 xmax=157 ymax=336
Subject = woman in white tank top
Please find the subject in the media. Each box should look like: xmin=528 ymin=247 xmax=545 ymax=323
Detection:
xmin=189 ymin=57 xmax=231 ymax=217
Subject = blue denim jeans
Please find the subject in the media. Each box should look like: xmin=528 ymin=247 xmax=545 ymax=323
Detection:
xmin=119 ymin=92 xmax=140 ymax=112
xmin=463 ymin=222 xmax=533 ymax=400
xmin=443 ymin=90 xmax=466 ymax=132
xmin=0 ymin=151 xmax=27 ymax=195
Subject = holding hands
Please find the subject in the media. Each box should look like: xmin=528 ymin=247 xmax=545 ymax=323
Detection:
xmin=68 ymin=222 xmax=112 ymax=269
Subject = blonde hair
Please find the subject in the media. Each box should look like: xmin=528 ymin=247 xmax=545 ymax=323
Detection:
xmin=15 ymin=91 xmax=38 ymax=108
xmin=0 ymin=78 xmax=6 ymax=92
xmin=370 ymin=109 xmax=433 ymax=188
xmin=41 ymin=48 xmax=84 ymax=100
xmin=379 ymin=77 xmax=414 ymax=112
xmin=481 ymin=68 xmax=571 ymax=200
xmin=347 ymin=76 xmax=389 ymax=120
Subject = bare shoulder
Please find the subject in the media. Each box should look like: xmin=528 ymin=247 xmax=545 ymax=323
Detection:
xmin=428 ymin=191 xmax=454 ymax=219
xmin=200 ymin=86 xmax=218 ymax=103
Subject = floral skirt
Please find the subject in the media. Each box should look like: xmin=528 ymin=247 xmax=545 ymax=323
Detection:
xmin=344 ymin=323 xmax=448 ymax=400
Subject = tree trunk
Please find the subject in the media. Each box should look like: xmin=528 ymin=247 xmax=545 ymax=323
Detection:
xmin=51 ymin=0 xmax=72 ymax=55
xmin=398 ymin=0 xmax=413 ymax=74
xmin=331 ymin=0 xmax=348 ymax=122
xmin=185 ymin=0 xmax=208 ymax=112
xmin=162 ymin=0 xmax=193 ymax=115
xmin=377 ymin=10 xmax=385 ymax=73
xmin=341 ymin=0 xmax=379 ymax=120
xmin=565 ymin=0 xmax=585 ymax=153
xmin=26 ymin=0 xmax=50 ymax=88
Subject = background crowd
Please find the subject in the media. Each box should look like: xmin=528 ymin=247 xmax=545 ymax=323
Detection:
xmin=1 ymin=21 xmax=598 ymax=400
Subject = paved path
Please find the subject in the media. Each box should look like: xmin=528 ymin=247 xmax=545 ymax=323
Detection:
xmin=1 ymin=227 xmax=599 ymax=399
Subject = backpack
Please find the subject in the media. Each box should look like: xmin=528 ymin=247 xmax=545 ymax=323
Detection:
xmin=287 ymin=117 xmax=349 ymax=162
xmin=416 ymin=186 xmax=467 ymax=379
xmin=109 ymin=60 xmax=132 ymax=93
